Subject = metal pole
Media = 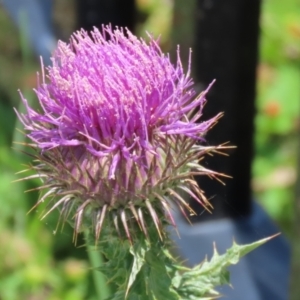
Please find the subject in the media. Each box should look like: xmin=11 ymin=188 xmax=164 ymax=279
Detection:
xmin=192 ymin=0 xmax=261 ymax=221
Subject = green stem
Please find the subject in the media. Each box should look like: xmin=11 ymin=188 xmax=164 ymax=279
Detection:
xmin=84 ymin=230 xmax=111 ymax=300
xmin=96 ymin=215 xmax=178 ymax=299
xmin=93 ymin=213 xmax=273 ymax=300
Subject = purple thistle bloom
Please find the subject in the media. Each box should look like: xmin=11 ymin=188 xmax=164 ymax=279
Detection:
xmin=16 ymin=26 xmax=223 ymax=242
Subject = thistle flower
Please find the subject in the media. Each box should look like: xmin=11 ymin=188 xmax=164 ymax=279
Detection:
xmin=16 ymin=26 xmax=222 ymax=243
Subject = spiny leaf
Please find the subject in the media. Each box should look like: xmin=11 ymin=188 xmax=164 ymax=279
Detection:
xmin=172 ymin=234 xmax=278 ymax=299
xmin=127 ymin=244 xmax=147 ymax=297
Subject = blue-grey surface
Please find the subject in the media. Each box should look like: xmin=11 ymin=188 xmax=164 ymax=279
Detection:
xmin=2 ymin=0 xmax=56 ymax=65
xmin=171 ymin=202 xmax=291 ymax=300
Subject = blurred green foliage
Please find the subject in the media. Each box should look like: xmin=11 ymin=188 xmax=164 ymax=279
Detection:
xmin=253 ymin=0 xmax=300 ymax=234
xmin=0 ymin=0 xmax=299 ymax=298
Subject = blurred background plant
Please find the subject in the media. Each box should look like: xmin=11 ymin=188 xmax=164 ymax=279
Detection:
xmin=0 ymin=0 xmax=299 ymax=298
xmin=254 ymin=0 xmax=300 ymax=235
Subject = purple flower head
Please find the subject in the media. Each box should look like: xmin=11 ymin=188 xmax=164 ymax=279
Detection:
xmin=16 ymin=26 xmax=223 ymax=242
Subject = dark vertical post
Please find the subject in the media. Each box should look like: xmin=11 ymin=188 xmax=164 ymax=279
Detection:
xmin=192 ymin=0 xmax=261 ymax=220
xmin=76 ymin=0 xmax=136 ymax=32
